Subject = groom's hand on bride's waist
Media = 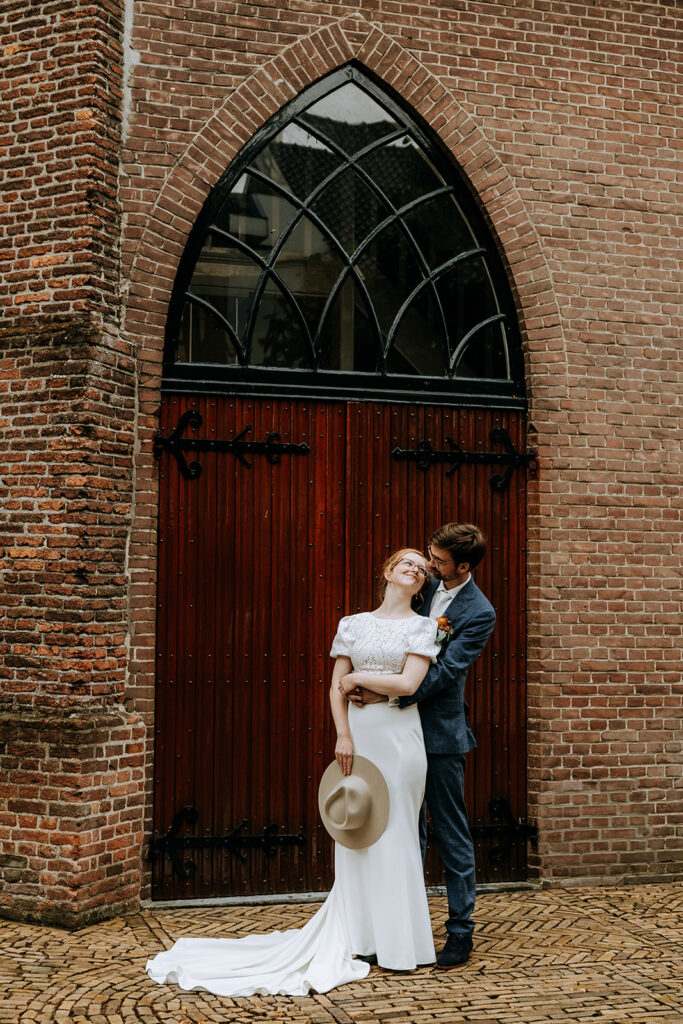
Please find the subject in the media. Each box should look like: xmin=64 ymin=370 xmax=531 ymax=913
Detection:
xmin=345 ymin=686 xmax=389 ymax=707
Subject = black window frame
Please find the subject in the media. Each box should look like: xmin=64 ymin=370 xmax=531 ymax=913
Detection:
xmin=163 ymin=63 xmax=526 ymax=409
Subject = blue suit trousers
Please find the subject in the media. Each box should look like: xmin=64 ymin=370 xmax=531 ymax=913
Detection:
xmin=419 ymin=752 xmax=476 ymax=941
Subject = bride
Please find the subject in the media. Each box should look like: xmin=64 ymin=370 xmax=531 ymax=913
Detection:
xmin=146 ymin=548 xmax=440 ymax=996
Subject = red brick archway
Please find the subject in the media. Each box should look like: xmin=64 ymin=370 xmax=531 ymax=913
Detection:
xmin=122 ymin=15 xmax=566 ymax=899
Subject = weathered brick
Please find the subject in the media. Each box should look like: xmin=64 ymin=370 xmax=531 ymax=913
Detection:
xmin=1 ymin=0 xmax=681 ymax=927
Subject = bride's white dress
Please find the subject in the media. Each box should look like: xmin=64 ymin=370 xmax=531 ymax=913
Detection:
xmin=146 ymin=612 xmax=440 ymax=996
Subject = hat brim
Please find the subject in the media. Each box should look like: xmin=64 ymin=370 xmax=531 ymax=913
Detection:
xmin=318 ymin=755 xmax=390 ymax=850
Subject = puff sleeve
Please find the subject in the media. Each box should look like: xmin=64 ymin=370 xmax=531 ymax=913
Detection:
xmin=405 ymin=618 xmax=440 ymax=664
xmin=330 ymin=615 xmax=356 ymax=659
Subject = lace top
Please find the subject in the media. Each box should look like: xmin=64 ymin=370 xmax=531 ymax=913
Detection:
xmin=330 ymin=613 xmax=440 ymax=674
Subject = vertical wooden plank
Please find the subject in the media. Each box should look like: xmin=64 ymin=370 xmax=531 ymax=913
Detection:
xmin=487 ymin=407 xmax=504 ymax=880
xmin=232 ymin=395 xmax=254 ymax=896
xmin=322 ymin=402 xmax=347 ymax=886
xmin=321 ymin=401 xmax=348 ymax=887
xmin=500 ymin=408 xmax=513 ymax=879
xmin=190 ymin=395 xmax=213 ymax=896
xmin=221 ymin=395 xmax=239 ymax=895
xmin=512 ymin=411 xmax=528 ymax=879
xmin=252 ymin=397 xmax=270 ymax=892
xmin=274 ymin=398 xmax=291 ymax=894
xmin=472 ymin=407 xmax=489 ymax=878
xmin=294 ymin=399 xmax=314 ymax=890
xmin=211 ymin=395 xmax=227 ymax=896
xmin=153 ymin=395 xmax=179 ymax=898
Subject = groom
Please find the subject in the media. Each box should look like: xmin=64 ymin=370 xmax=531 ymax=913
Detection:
xmin=350 ymin=522 xmax=496 ymax=967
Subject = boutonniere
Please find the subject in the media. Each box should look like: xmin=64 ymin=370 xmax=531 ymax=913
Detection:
xmin=436 ymin=616 xmax=453 ymax=646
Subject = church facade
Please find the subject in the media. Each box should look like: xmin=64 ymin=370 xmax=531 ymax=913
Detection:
xmin=1 ymin=0 xmax=680 ymax=926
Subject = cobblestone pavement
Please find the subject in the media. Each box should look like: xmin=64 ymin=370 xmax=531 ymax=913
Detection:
xmin=1 ymin=884 xmax=682 ymax=1024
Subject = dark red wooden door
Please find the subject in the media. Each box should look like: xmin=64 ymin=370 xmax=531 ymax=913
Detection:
xmin=153 ymin=394 xmax=527 ymax=899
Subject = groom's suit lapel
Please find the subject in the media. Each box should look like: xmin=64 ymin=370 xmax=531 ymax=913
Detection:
xmin=419 ymin=576 xmax=476 ymax=624
xmin=444 ymin=578 xmax=476 ymax=624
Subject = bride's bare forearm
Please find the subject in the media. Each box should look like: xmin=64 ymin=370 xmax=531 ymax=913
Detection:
xmin=346 ymin=659 xmax=429 ymax=697
xmin=330 ymin=686 xmax=351 ymax=735
xmin=330 ymin=656 xmax=353 ymax=736
xmin=350 ymin=672 xmax=407 ymax=696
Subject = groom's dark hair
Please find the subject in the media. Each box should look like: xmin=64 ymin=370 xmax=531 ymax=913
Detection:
xmin=429 ymin=522 xmax=487 ymax=571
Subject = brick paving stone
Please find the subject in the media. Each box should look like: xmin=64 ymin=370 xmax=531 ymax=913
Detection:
xmin=0 ymin=885 xmax=682 ymax=1023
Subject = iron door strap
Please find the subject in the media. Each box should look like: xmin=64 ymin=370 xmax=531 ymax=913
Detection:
xmin=150 ymin=806 xmax=307 ymax=880
xmin=391 ymin=426 xmax=537 ymax=492
xmin=427 ymin=795 xmax=537 ymax=869
xmin=154 ymin=409 xmax=311 ymax=478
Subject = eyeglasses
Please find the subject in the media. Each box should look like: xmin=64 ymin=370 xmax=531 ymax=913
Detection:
xmin=397 ymin=558 xmax=430 ymax=580
xmin=427 ymin=549 xmax=451 ymax=568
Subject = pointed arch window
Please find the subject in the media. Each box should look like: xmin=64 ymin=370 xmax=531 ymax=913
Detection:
xmin=164 ymin=65 xmax=525 ymax=406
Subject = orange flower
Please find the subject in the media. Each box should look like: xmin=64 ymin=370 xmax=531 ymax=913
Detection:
xmin=436 ymin=616 xmax=450 ymax=629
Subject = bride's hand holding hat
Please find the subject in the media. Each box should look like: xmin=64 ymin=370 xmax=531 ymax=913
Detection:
xmin=318 ymin=755 xmax=390 ymax=850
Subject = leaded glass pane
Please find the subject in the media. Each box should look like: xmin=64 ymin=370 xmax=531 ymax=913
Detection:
xmin=453 ymin=320 xmax=508 ymax=379
xmin=184 ymin=240 xmax=258 ymax=362
xmin=436 ymin=257 xmax=500 ymax=352
xmin=298 ymin=83 xmax=399 ymax=155
xmin=213 ymin=174 xmax=297 ymax=255
xmin=177 ymin=302 xmax=240 ymax=365
xmin=273 ymin=216 xmax=346 ymax=343
xmin=310 ymin=168 xmax=391 ymax=256
xmin=357 ymin=222 xmax=423 ymax=339
xmin=387 ymin=288 xmax=448 ymax=376
xmin=250 ymin=278 xmax=310 ymax=368
xmin=403 ymin=193 xmax=478 ymax=269
xmin=251 ymin=125 xmax=341 ymax=201
xmin=357 ymin=136 xmax=444 ymax=209
xmin=317 ymin=277 xmax=380 ymax=372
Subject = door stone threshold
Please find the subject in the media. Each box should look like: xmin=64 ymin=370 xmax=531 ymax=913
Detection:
xmin=144 ymin=880 xmax=541 ymax=911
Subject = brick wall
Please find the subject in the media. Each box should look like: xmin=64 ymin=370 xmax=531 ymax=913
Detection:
xmin=121 ymin=0 xmax=682 ymax=898
xmin=2 ymin=0 xmax=681 ymax=925
xmin=0 ymin=0 xmax=144 ymax=925
xmin=2 ymin=0 xmax=124 ymax=319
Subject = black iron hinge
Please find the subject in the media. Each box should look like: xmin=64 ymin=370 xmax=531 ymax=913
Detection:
xmin=392 ymin=426 xmax=537 ymax=492
xmin=154 ymin=410 xmax=311 ymax=479
xmin=150 ymin=806 xmax=307 ymax=881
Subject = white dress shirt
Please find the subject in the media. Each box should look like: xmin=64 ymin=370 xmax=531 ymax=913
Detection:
xmin=428 ymin=575 xmax=471 ymax=620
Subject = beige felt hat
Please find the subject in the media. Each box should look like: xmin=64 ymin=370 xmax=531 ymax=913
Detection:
xmin=318 ymin=755 xmax=390 ymax=850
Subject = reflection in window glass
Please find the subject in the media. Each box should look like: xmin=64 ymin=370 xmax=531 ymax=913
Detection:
xmin=403 ymin=194 xmax=478 ymax=269
xmin=251 ymin=125 xmax=341 ymax=201
xmin=250 ymin=278 xmax=310 ymax=368
xmin=177 ymin=303 xmax=240 ymax=365
xmin=298 ymin=82 xmax=399 ymax=155
xmin=436 ymin=258 xmax=500 ymax=354
xmin=357 ymin=222 xmax=423 ymax=338
xmin=317 ymin=277 xmax=380 ymax=372
xmin=213 ymin=175 xmax=296 ymax=253
xmin=310 ymin=168 xmax=390 ymax=256
xmin=358 ymin=137 xmax=444 ymax=209
xmin=388 ymin=288 xmax=448 ymax=377
xmin=273 ymin=216 xmax=346 ymax=344
xmin=170 ymin=74 xmax=517 ymax=386
xmin=453 ymin=320 xmax=509 ymax=380
xmin=178 ymin=241 xmax=260 ymax=364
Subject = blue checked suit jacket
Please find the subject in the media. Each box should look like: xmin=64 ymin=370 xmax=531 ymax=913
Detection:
xmin=400 ymin=575 xmax=496 ymax=755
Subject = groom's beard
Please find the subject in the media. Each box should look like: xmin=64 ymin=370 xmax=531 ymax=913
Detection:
xmin=432 ymin=569 xmax=453 ymax=584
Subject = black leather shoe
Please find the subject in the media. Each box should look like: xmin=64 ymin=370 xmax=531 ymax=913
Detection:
xmin=355 ymin=953 xmax=378 ymax=965
xmin=436 ymin=935 xmax=472 ymax=968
